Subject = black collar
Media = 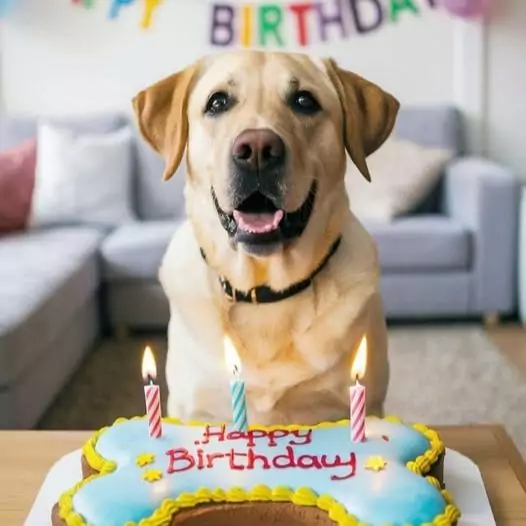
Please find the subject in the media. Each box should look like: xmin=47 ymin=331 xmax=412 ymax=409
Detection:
xmin=200 ymin=237 xmax=342 ymax=304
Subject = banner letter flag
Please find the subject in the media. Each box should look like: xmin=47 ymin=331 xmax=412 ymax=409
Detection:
xmin=258 ymin=4 xmax=285 ymax=47
xmin=240 ymin=4 xmax=253 ymax=47
xmin=289 ymin=3 xmax=314 ymax=47
xmin=210 ymin=4 xmax=235 ymax=46
xmin=348 ymin=0 xmax=383 ymax=35
xmin=389 ymin=0 xmax=419 ymax=22
xmin=141 ymin=0 xmax=162 ymax=29
xmin=442 ymin=0 xmax=489 ymax=18
xmin=316 ymin=0 xmax=347 ymax=42
xmin=109 ymin=0 xmax=135 ymax=20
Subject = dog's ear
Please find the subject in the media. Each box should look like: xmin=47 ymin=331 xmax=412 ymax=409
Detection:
xmin=133 ymin=63 xmax=198 ymax=181
xmin=324 ymin=58 xmax=399 ymax=181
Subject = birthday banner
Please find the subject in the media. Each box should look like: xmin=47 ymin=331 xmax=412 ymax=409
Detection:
xmin=209 ymin=0 xmax=491 ymax=47
xmin=1 ymin=1 xmax=491 ymax=41
xmin=70 ymin=0 xmax=163 ymax=29
xmin=211 ymin=0 xmax=439 ymax=47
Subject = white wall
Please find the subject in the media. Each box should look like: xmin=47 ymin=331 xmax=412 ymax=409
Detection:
xmin=0 ymin=0 xmax=487 ymax=154
xmin=486 ymin=0 xmax=526 ymax=180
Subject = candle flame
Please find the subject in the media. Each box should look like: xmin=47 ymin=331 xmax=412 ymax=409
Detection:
xmin=350 ymin=335 xmax=367 ymax=382
xmin=141 ymin=346 xmax=157 ymax=382
xmin=224 ymin=336 xmax=241 ymax=377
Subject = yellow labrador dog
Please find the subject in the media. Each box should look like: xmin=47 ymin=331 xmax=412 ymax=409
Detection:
xmin=133 ymin=51 xmax=399 ymax=426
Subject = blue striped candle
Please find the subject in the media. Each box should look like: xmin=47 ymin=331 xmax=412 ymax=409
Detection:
xmin=230 ymin=376 xmax=248 ymax=432
xmin=224 ymin=336 xmax=248 ymax=432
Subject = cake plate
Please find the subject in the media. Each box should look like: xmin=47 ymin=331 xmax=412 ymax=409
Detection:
xmin=25 ymin=448 xmax=495 ymax=526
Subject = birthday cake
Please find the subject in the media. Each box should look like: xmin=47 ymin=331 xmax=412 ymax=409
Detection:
xmin=52 ymin=416 xmax=461 ymax=526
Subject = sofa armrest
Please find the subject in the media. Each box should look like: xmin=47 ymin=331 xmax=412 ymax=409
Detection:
xmin=443 ymin=157 xmax=520 ymax=314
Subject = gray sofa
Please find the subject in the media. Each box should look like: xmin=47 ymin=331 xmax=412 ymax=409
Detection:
xmin=0 ymin=107 xmax=519 ymax=429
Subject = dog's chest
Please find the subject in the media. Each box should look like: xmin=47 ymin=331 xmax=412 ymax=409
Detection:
xmin=224 ymin=295 xmax=354 ymax=394
xmin=227 ymin=298 xmax=311 ymax=355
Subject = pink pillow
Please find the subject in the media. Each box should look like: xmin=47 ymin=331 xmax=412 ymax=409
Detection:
xmin=0 ymin=139 xmax=37 ymax=234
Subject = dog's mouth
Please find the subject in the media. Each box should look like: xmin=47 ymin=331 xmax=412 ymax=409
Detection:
xmin=212 ymin=182 xmax=317 ymax=251
xmin=233 ymin=193 xmax=285 ymax=234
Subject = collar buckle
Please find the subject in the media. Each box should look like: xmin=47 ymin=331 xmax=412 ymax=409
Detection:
xmin=220 ymin=278 xmax=234 ymax=302
xmin=250 ymin=288 xmax=258 ymax=304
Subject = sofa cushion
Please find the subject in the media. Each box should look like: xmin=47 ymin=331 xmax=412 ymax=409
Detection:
xmin=133 ymin=126 xmax=186 ymax=220
xmin=101 ymin=221 xmax=181 ymax=281
xmin=0 ymin=227 xmax=104 ymax=386
xmin=392 ymin=106 xmax=465 ymax=216
xmin=0 ymin=113 xmax=127 ymax=150
xmin=366 ymin=216 xmax=471 ymax=271
xmin=0 ymin=139 xmax=36 ymax=234
xmin=346 ymin=137 xmax=453 ymax=222
xmin=30 ymin=124 xmax=136 ymax=228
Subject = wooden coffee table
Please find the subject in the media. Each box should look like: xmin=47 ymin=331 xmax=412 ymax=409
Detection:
xmin=1 ymin=424 xmax=526 ymax=525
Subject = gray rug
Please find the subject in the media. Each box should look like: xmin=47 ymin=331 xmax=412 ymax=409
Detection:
xmin=386 ymin=326 xmax=526 ymax=457
xmin=39 ymin=326 xmax=526 ymax=457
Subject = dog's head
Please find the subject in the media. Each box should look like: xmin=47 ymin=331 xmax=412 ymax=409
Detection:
xmin=134 ymin=51 xmax=398 ymax=260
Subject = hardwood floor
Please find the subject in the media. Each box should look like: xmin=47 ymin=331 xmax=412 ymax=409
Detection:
xmin=487 ymin=323 xmax=526 ymax=378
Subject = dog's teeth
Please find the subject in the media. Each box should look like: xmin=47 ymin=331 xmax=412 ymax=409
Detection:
xmin=233 ymin=209 xmax=284 ymax=235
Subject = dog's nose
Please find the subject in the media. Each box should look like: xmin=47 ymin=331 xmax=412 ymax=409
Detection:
xmin=232 ymin=129 xmax=285 ymax=172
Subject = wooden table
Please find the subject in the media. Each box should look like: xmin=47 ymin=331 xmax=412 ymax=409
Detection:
xmin=1 ymin=425 xmax=526 ymax=525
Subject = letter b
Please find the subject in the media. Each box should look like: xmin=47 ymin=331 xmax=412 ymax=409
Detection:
xmin=210 ymin=4 xmax=235 ymax=46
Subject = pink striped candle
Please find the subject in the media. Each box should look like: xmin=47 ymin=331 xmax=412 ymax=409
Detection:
xmin=142 ymin=346 xmax=163 ymax=438
xmin=350 ymin=336 xmax=367 ymax=442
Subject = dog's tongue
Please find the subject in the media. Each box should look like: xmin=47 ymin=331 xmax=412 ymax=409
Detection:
xmin=233 ymin=209 xmax=284 ymax=234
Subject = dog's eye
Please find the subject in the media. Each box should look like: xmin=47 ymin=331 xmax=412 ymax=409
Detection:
xmin=290 ymin=90 xmax=321 ymax=115
xmin=205 ymin=91 xmax=232 ymax=116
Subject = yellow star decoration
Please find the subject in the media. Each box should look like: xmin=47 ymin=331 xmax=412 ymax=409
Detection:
xmin=364 ymin=455 xmax=388 ymax=472
xmin=135 ymin=453 xmax=156 ymax=467
xmin=142 ymin=469 xmax=163 ymax=483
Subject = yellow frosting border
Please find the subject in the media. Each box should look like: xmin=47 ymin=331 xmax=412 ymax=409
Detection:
xmin=57 ymin=416 xmax=460 ymax=526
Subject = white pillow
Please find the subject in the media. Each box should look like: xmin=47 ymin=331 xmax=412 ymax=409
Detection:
xmin=345 ymin=138 xmax=454 ymax=223
xmin=30 ymin=123 xmax=136 ymax=228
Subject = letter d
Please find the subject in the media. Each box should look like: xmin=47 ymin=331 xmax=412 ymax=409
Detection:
xmin=348 ymin=0 xmax=383 ymax=34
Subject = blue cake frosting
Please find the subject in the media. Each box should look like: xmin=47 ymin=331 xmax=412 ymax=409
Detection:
xmin=64 ymin=417 xmax=459 ymax=526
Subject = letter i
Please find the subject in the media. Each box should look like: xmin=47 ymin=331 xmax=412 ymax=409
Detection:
xmin=241 ymin=4 xmax=253 ymax=47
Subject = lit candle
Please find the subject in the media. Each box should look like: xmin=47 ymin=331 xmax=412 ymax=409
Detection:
xmin=142 ymin=346 xmax=163 ymax=438
xmin=224 ymin=336 xmax=248 ymax=432
xmin=350 ymin=335 xmax=367 ymax=442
